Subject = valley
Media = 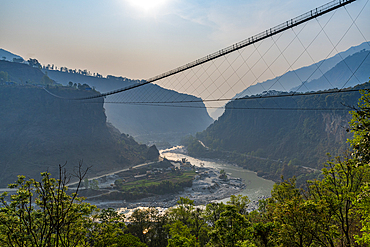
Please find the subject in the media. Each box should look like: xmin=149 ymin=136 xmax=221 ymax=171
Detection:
xmin=2 ymin=0 xmax=370 ymax=245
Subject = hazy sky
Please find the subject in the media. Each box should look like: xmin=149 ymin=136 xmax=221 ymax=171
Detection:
xmin=1 ymin=0 xmax=369 ymax=81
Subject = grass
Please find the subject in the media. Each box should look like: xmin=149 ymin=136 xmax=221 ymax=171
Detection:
xmin=118 ymin=171 xmax=196 ymax=191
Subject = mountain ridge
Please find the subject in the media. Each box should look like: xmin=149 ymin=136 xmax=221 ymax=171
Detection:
xmin=208 ymin=42 xmax=370 ymax=120
xmin=0 ymin=83 xmax=154 ymax=187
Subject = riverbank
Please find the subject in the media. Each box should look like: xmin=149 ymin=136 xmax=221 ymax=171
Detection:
xmin=81 ymin=146 xmax=274 ymax=209
xmin=84 ymin=164 xmax=246 ymax=209
xmin=160 ymin=146 xmax=275 ymax=202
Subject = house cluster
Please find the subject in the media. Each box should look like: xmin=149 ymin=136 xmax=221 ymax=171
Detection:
xmin=171 ymin=158 xmax=195 ymax=171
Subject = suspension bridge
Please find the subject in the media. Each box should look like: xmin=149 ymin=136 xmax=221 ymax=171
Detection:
xmin=45 ymin=0 xmax=370 ymax=115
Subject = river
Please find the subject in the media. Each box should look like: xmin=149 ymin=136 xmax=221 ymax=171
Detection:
xmin=160 ymin=146 xmax=275 ymax=202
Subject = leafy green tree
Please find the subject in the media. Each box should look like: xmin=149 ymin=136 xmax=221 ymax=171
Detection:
xmin=167 ymin=221 xmax=196 ymax=247
xmin=209 ymin=205 xmax=251 ymax=247
xmin=347 ymin=88 xmax=370 ymax=245
xmin=0 ymin=164 xmax=95 ymax=247
xmin=91 ymin=179 xmax=99 ymax=190
xmin=349 ymin=89 xmax=370 ymax=162
xmin=168 ymin=197 xmax=194 ymax=225
xmin=268 ymin=178 xmax=318 ymax=247
xmin=113 ymin=233 xmax=147 ymax=247
xmin=178 ymin=207 xmax=209 ymax=246
xmin=146 ymin=210 xmax=169 ymax=247
xmin=127 ymin=207 xmax=163 ymax=246
xmin=354 ymin=183 xmax=370 ymax=245
xmin=203 ymin=202 xmax=226 ymax=228
xmin=87 ymin=208 xmax=146 ymax=247
xmin=250 ymin=221 xmax=275 ymax=247
xmin=227 ymin=194 xmax=250 ymax=216
xmin=307 ymin=156 xmax=368 ymax=247
xmin=27 ymin=58 xmax=41 ymax=69
xmin=87 ymin=208 xmax=125 ymax=246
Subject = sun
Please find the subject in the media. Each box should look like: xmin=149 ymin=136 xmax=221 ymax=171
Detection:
xmin=125 ymin=0 xmax=168 ymax=12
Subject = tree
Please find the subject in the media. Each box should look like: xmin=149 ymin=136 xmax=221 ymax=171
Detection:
xmin=168 ymin=197 xmax=194 ymax=225
xmin=307 ymin=156 xmax=368 ymax=247
xmin=348 ymin=88 xmax=370 ymax=245
xmin=203 ymin=202 xmax=226 ymax=228
xmin=227 ymin=194 xmax=250 ymax=216
xmin=349 ymin=89 xmax=370 ymax=162
xmin=91 ymin=179 xmax=99 ymax=190
xmin=208 ymin=205 xmax=252 ymax=247
xmin=354 ymin=183 xmax=370 ymax=245
xmin=268 ymin=178 xmax=318 ymax=247
xmin=127 ymin=207 xmax=161 ymax=245
xmin=219 ymin=170 xmax=227 ymax=180
xmin=0 ymin=163 xmax=95 ymax=247
xmin=27 ymin=58 xmax=41 ymax=69
xmin=86 ymin=208 xmax=146 ymax=247
xmin=167 ymin=221 xmax=196 ymax=247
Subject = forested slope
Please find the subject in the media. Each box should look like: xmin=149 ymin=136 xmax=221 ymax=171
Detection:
xmin=0 ymin=84 xmax=154 ymax=187
xmin=186 ymin=83 xmax=370 ymax=183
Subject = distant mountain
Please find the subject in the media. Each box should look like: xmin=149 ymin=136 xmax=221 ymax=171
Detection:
xmin=206 ymin=42 xmax=370 ymax=120
xmin=43 ymin=69 xmax=214 ymax=145
xmin=291 ymin=50 xmax=370 ymax=92
xmin=235 ymin=42 xmax=370 ymax=98
xmin=0 ymin=48 xmax=213 ymax=146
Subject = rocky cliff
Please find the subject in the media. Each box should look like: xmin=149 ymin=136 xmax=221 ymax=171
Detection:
xmin=0 ymin=84 xmax=152 ymax=187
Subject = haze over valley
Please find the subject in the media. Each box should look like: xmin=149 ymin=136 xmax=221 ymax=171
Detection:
xmin=1 ymin=0 xmax=370 ymax=245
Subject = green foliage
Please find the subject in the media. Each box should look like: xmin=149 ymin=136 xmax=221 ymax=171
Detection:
xmin=0 ymin=167 xmax=96 ymax=247
xmin=227 ymin=194 xmax=250 ymax=215
xmin=203 ymin=202 xmax=226 ymax=228
xmin=168 ymin=197 xmax=195 ymax=225
xmin=186 ymin=84 xmax=370 ymax=183
xmin=115 ymin=171 xmax=196 ymax=198
xmin=349 ymin=89 xmax=370 ymax=162
xmin=0 ymin=168 xmax=149 ymax=247
xmin=0 ymin=84 xmax=152 ymax=187
xmin=86 ymin=208 xmax=147 ymax=247
xmin=167 ymin=221 xmax=196 ymax=247
xmin=209 ymin=205 xmax=252 ymax=247
xmin=2 ymin=80 xmax=370 ymax=246
xmin=354 ymin=183 xmax=370 ymax=245
xmin=127 ymin=207 xmax=167 ymax=246
xmin=91 ymin=179 xmax=99 ymax=190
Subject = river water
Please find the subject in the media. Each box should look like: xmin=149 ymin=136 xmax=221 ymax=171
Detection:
xmin=160 ymin=147 xmax=275 ymax=202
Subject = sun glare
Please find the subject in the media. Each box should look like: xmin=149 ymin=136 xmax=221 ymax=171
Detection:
xmin=126 ymin=0 xmax=168 ymax=12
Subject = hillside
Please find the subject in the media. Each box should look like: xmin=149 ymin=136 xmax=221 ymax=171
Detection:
xmin=42 ymin=69 xmax=214 ymax=145
xmin=0 ymin=84 xmax=155 ymax=187
xmin=0 ymin=60 xmax=56 ymax=85
xmin=0 ymin=48 xmax=23 ymax=62
xmin=186 ymin=82 xmax=370 ymax=183
xmin=291 ymin=50 xmax=370 ymax=92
